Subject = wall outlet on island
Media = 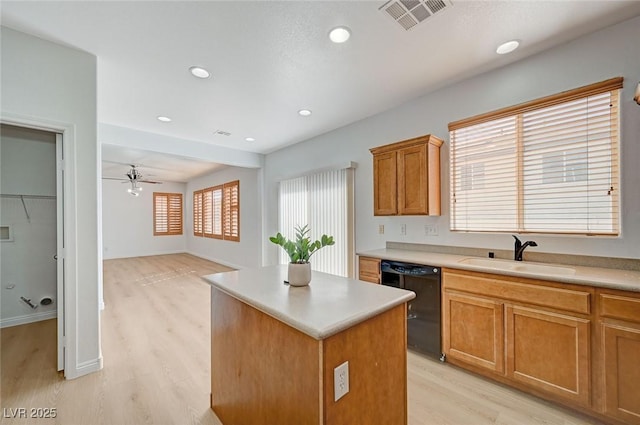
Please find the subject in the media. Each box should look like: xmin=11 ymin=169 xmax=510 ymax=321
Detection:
xmin=401 ymin=224 xmax=407 ymax=235
xmin=378 ymin=224 xmax=384 ymax=234
xmin=425 ymin=224 xmax=438 ymax=236
xmin=334 ymin=361 xmax=349 ymax=401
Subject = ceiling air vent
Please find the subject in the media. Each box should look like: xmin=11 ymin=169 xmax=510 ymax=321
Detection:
xmin=214 ymin=130 xmax=231 ymax=137
xmin=379 ymin=0 xmax=452 ymax=31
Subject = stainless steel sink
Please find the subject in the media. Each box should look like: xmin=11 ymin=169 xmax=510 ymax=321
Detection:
xmin=458 ymin=257 xmax=576 ymax=276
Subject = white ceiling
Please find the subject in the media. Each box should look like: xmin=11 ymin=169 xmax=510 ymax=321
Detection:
xmin=101 ymin=144 xmax=227 ymax=183
xmin=3 ymin=1 xmax=640 ymax=181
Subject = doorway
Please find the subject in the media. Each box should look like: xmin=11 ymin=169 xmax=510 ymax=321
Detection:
xmin=0 ymin=124 xmax=64 ymax=371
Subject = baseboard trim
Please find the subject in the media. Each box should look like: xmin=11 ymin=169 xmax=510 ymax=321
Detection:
xmin=0 ymin=310 xmax=57 ymax=328
xmin=186 ymin=251 xmax=243 ymax=270
xmin=103 ymin=250 xmax=187 ymax=260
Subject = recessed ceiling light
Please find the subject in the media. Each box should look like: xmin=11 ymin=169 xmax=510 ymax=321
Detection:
xmin=298 ymin=109 xmax=312 ymax=117
xmin=245 ymin=137 xmax=255 ymax=142
xmin=329 ymin=26 xmax=351 ymax=43
xmin=496 ymin=40 xmax=520 ymax=55
xmin=157 ymin=116 xmax=172 ymax=122
xmin=189 ymin=66 xmax=211 ymax=79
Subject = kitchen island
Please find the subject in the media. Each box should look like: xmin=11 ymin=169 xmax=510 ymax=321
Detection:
xmin=203 ymin=265 xmax=415 ymax=425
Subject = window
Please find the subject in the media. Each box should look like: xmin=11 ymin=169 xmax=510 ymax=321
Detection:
xmin=193 ymin=180 xmax=239 ymax=242
xmin=277 ymin=167 xmax=355 ymax=277
xmin=154 ymin=192 xmax=183 ymax=236
xmin=193 ymin=190 xmax=203 ymax=236
xmin=449 ymin=77 xmax=621 ymax=235
xmin=223 ymin=181 xmax=240 ymax=241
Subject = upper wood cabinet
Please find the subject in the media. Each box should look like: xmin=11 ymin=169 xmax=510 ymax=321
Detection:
xmin=370 ymin=134 xmax=443 ymax=216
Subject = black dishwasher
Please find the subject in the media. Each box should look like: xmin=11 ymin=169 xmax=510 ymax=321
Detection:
xmin=381 ymin=260 xmax=441 ymax=359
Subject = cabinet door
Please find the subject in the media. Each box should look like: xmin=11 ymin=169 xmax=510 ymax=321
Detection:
xmin=358 ymin=256 xmax=380 ymax=284
xmin=397 ymin=144 xmax=427 ymax=215
xmin=506 ymin=305 xmax=591 ymax=407
xmin=373 ymin=151 xmax=397 ymax=215
xmin=602 ymin=322 xmax=640 ymax=424
xmin=443 ymin=291 xmax=504 ymax=373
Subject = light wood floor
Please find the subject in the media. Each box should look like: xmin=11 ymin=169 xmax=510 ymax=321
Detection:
xmin=1 ymin=254 xmax=601 ymax=425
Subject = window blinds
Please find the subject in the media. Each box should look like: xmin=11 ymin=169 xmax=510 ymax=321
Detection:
xmin=193 ymin=180 xmax=238 ymax=241
xmin=449 ymin=78 xmax=621 ymax=235
xmin=223 ymin=181 xmax=239 ymax=241
xmin=202 ymin=187 xmax=214 ymax=237
xmin=193 ymin=190 xmax=203 ymax=236
xmin=153 ymin=192 xmax=183 ymax=236
xmin=278 ymin=168 xmax=354 ymax=277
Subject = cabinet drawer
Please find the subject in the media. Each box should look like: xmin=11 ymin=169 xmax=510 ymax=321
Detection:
xmin=443 ymin=270 xmax=591 ymax=315
xmin=599 ymin=292 xmax=640 ymax=324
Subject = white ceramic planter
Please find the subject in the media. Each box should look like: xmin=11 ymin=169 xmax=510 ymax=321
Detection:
xmin=288 ymin=263 xmax=311 ymax=287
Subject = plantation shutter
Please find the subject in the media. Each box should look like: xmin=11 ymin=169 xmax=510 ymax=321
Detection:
xmin=193 ymin=190 xmax=203 ymax=236
xmin=153 ymin=192 xmax=183 ymax=236
xmin=154 ymin=194 xmax=168 ymax=234
xmin=212 ymin=185 xmax=223 ymax=239
xmin=449 ymin=77 xmax=621 ymax=235
xmin=223 ymin=181 xmax=239 ymax=241
xmin=202 ymin=187 xmax=214 ymax=238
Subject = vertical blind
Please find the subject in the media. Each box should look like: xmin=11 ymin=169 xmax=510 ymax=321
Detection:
xmin=153 ymin=192 xmax=183 ymax=235
xmin=449 ymin=77 xmax=621 ymax=235
xmin=278 ymin=168 xmax=354 ymax=277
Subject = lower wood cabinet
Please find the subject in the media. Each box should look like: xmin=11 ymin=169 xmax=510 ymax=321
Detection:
xmin=442 ymin=269 xmax=594 ymax=413
xmin=443 ymin=268 xmax=640 ymax=424
xmin=599 ymin=290 xmax=640 ymax=424
xmin=358 ymin=256 xmax=381 ymax=284
xmin=443 ymin=292 xmax=504 ymax=373
xmin=505 ymin=305 xmax=591 ymax=407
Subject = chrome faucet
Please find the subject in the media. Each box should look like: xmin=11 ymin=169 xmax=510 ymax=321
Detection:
xmin=513 ymin=235 xmax=538 ymax=261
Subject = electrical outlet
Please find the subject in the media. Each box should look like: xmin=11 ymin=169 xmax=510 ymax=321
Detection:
xmin=424 ymin=224 xmax=438 ymax=236
xmin=401 ymin=224 xmax=406 ymax=235
xmin=378 ymin=224 xmax=384 ymax=234
xmin=334 ymin=361 xmax=349 ymax=401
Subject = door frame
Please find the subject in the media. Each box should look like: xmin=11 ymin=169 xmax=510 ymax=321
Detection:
xmin=0 ymin=113 xmax=78 ymax=377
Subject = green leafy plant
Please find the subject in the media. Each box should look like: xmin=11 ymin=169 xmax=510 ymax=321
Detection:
xmin=269 ymin=224 xmax=335 ymax=264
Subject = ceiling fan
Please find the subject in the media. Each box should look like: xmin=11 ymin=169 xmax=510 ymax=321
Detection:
xmin=103 ymin=165 xmax=163 ymax=197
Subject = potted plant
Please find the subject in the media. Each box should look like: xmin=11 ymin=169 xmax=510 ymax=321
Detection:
xmin=269 ymin=224 xmax=335 ymax=286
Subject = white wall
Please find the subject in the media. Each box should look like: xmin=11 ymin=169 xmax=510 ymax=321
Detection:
xmin=102 ymin=180 xmax=187 ymax=259
xmin=186 ymin=166 xmax=262 ymax=269
xmin=263 ymin=15 xmax=640 ymax=262
xmin=1 ymin=27 xmax=101 ymax=378
xmin=1 ymin=125 xmax=57 ymax=327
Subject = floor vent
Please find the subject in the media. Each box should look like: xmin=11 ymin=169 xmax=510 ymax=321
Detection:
xmin=380 ymin=0 xmax=452 ymax=31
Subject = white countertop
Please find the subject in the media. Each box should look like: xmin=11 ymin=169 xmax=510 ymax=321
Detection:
xmin=203 ymin=265 xmax=416 ymax=340
xmin=359 ymin=249 xmax=640 ymax=292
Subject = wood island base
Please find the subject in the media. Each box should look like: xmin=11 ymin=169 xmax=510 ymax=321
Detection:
xmin=211 ymin=288 xmax=409 ymax=425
